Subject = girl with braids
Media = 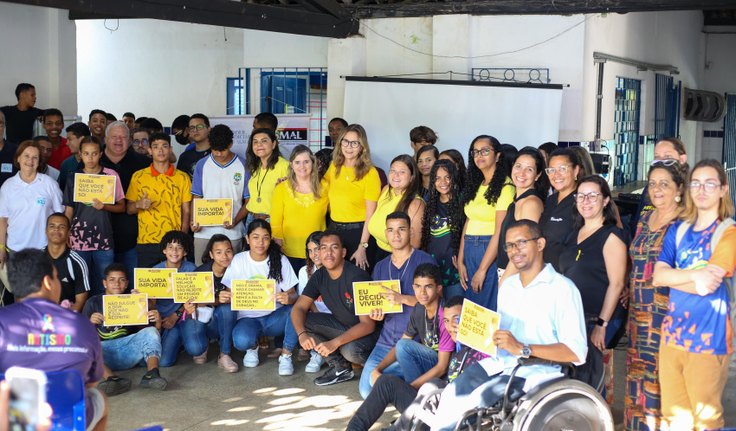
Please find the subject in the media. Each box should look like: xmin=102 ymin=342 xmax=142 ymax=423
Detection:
xmin=367 ymin=154 xmax=425 ymax=262
xmin=497 ymin=147 xmax=548 ymax=282
xmin=421 ymin=159 xmax=465 ymax=301
xmin=224 ymin=219 xmax=300 ymax=376
xmin=438 ymin=149 xmax=467 ymax=191
xmin=457 ymin=135 xmax=514 ymax=310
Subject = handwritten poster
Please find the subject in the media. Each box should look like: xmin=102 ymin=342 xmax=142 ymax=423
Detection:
xmin=103 ymin=294 xmax=149 ymax=326
xmin=193 ymin=198 xmax=233 ymax=227
xmin=134 ymin=268 xmax=176 ymax=299
xmin=230 ymin=279 xmax=276 ymax=311
xmin=73 ymin=173 xmax=116 ymax=204
xmin=173 ymin=272 xmax=215 ymax=304
xmin=352 ymin=280 xmax=403 ymax=316
xmin=456 ymin=299 xmax=501 ymax=357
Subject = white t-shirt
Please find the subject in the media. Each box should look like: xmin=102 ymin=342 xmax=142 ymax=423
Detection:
xmin=222 ymin=250 xmax=298 ymax=319
xmin=297 ymin=265 xmax=331 ymax=314
xmin=0 ymin=173 xmax=63 ymax=250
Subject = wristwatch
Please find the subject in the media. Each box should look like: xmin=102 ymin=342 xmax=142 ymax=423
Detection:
xmin=520 ymin=344 xmax=532 ymax=358
xmin=596 ymin=317 xmax=608 ymax=328
xmin=360 ymin=242 xmax=369 ymax=249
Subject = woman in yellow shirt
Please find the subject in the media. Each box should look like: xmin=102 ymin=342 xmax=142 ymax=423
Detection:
xmin=367 ymin=154 xmax=425 ymax=262
xmin=271 ymin=145 xmax=328 ymax=272
xmin=457 ymin=135 xmax=514 ymax=310
xmin=245 ymin=128 xmax=289 ymax=222
xmin=325 ymin=124 xmax=381 ymax=271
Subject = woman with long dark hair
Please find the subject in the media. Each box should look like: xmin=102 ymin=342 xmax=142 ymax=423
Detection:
xmin=420 ymin=159 xmax=465 ymax=301
xmin=224 ymin=219 xmax=299 ymax=376
xmin=244 ymin=128 xmax=289 ymax=221
xmin=457 ymin=135 xmax=514 ymax=310
xmin=416 ymin=145 xmax=439 ymax=198
xmin=438 ymin=149 xmax=467 ymax=191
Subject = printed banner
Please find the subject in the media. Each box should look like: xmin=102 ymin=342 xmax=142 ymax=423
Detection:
xmin=193 ymin=198 xmax=233 ymax=227
xmin=230 ymin=279 xmax=276 ymax=311
xmin=134 ymin=268 xmax=176 ymax=299
xmin=352 ymin=280 xmax=403 ymax=316
xmin=172 ymin=272 xmax=215 ymax=304
xmin=456 ymin=299 xmax=501 ymax=357
xmin=103 ymin=294 xmax=149 ymax=326
xmin=73 ymin=173 xmax=116 ymax=205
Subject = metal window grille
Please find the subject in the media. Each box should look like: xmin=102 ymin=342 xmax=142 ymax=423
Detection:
xmin=724 ymin=93 xmax=736 ymax=216
xmin=472 ymin=68 xmax=551 ymax=84
xmin=613 ymin=77 xmax=642 ymax=187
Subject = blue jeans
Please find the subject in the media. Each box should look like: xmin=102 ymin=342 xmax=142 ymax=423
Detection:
xmin=205 ymin=303 xmax=237 ymax=355
xmin=443 ymin=283 xmax=464 ymax=302
xmin=160 ymin=317 xmax=208 ymax=367
xmin=462 ymin=235 xmax=499 ymax=310
xmin=359 ymin=343 xmax=404 ymax=399
xmin=114 ymin=247 xmax=137 ymax=288
xmin=76 ymin=249 xmax=115 ymax=297
xmin=395 ymin=338 xmax=439 ymax=384
xmin=232 ymin=305 xmax=297 ymax=352
xmin=102 ymin=327 xmax=162 ymax=371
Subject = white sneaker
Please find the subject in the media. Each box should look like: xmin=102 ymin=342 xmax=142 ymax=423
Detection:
xmin=278 ymin=354 xmax=294 ymax=376
xmin=243 ymin=346 xmax=259 ymax=368
xmin=305 ymin=350 xmax=324 ymax=373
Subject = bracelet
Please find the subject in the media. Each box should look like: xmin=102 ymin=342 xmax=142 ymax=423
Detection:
xmin=297 ymin=330 xmax=307 ymax=338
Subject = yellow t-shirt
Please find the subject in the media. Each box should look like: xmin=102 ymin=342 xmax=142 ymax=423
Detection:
xmin=325 ymin=163 xmax=381 ymax=223
xmin=367 ymin=188 xmax=424 ymax=252
xmin=464 ymin=178 xmax=515 ymax=236
xmin=126 ymin=164 xmax=192 ymax=245
xmin=246 ymin=157 xmax=289 ymax=215
xmin=270 ymin=180 xmax=329 ymax=258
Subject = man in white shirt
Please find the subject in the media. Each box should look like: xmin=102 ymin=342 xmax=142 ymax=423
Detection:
xmin=428 ymin=219 xmax=588 ymax=431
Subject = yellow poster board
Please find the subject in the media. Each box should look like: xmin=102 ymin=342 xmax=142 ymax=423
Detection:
xmin=172 ymin=272 xmax=215 ymax=304
xmin=456 ymin=299 xmax=501 ymax=357
xmin=352 ymin=280 xmax=403 ymax=316
xmin=134 ymin=268 xmax=176 ymax=299
xmin=193 ymin=198 xmax=233 ymax=227
xmin=73 ymin=173 xmax=116 ymax=205
xmin=230 ymin=279 xmax=276 ymax=311
xmin=102 ymin=294 xmax=149 ymax=326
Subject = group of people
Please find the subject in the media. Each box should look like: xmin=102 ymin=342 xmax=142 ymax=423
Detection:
xmin=0 ymin=81 xmax=733 ymax=431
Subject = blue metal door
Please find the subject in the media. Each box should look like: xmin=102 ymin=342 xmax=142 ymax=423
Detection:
xmin=614 ymin=77 xmax=642 ymax=186
xmin=260 ymin=75 xmax=307 ymax=114
xmin=723 ymin=93 xmax=736 ymax=214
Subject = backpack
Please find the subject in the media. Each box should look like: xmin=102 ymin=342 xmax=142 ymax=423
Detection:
xmin=675 ymin=218 xmax=736 ymax=334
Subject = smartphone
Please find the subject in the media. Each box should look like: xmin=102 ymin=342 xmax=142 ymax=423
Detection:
xmin=5 ymin=366 xmax=47 ymax=431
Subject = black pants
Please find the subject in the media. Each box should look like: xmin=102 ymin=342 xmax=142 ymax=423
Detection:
xmin=304 ymin=312 xmax=378 ymax=366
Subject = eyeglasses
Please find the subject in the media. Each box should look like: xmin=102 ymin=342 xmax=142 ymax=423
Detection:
xmin=188 ymin=124 xmax=207 ymax=132
xmin=132 ymin=138 xmax=149 ymax=147
xmin=545 ymin=165 xmax=571 ymax=176
xmin=651 ymin=158 xmax=679 ymax=167
xmin=502 ymin=237 xmax=540 ymax=252
xmin=647 ymin=180 xmax=672 ymax=190
xmin=574 ymin=192 xmax=602 ymax=203
xmin=341 ymin=139 xmax=360 ymax=148
xmin=470 ymin=147 xmax=493 ymax=158
xmin=689 ymin=181 xmax=721 ymax=193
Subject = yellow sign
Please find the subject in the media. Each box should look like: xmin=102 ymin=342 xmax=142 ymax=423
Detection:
xmin=456 ymin=299 xmax=501 ymax=357
xmin=102 ymin=294 xmax=149 ymax=326
xmin=134 ymin=268 xmax=176 ymax=299
xmin=352 ymin=280 xmax=403 ymax=316
xmin=193 ymin=198 xmax=233 ymax=227
xmin=73 ymin=173 xmax=116 ymax=205
xmin=230 ymin=279 xmax=276 ymax=311
xmin=173 ymin=272 xmax=215 ymax=304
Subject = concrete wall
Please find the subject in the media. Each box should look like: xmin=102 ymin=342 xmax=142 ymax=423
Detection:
xmin=0 ymin=3 xmax=77 ymax=115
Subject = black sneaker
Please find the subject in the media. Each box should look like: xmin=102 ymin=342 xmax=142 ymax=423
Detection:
xmin=97 ymin=376 xmax=132 ymax=396
xmin=314 ymin=362 xmax=354 ymax=386
xmin=140 ymin=369 xmax=168 ymax=390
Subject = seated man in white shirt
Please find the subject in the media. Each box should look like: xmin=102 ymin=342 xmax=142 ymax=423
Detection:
xmin=427 ymin=219 xmax=588 ymax=431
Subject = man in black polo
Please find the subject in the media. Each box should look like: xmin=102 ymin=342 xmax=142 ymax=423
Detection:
xmin=44 ymin=212 xmax=91 ymax=312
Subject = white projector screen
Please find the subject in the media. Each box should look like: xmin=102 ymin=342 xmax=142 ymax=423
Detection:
xmin=343 ymin=77 xmax=563 ymax=171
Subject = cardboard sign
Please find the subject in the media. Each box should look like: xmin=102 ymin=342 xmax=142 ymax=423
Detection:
xmin=456 ymin=299 xmax=501 ymax=357
xmin=193 ymin=198 xmax=233 ymax=227
xmin=73 ymin=173 xmax=116 ymax=205
xmin=172 ymin=272 xmax=215 ymax=304
xmin=102 ymin=294 xmax=149 ymax=326
xmin=352 ymin=280 xmax=403 ymax=316
xmin=134 ymin=268 xmax=176 ymax=299
xmin=230 ymin=279 xmax=276 ymax=311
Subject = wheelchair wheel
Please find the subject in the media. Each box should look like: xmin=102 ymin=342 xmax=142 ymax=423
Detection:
xmin=512 ymin=379 xmax=613 ymax=431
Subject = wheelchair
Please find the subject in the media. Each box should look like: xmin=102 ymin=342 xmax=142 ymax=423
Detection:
xmin=410 ymin=357 xmax=614 ymax=431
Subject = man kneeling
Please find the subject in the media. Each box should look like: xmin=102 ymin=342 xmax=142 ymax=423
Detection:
xmin=428 ymin=220 xmax=588 ymax=431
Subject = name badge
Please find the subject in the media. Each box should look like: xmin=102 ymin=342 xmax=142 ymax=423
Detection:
xmin=0 ymin=163 xmax=12 ymax=173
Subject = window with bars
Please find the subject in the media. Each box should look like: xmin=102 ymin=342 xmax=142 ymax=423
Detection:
xmin=613 ymin=77 xmax=641 ymax=187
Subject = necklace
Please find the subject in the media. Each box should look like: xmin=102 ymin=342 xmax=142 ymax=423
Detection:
xmin=424 ymin=305 xmax=439 ymax=346
xmin=389 ymin=249 xmax=413 ymax=281
xmin=255 ymin=168 xmax=270 ymax=203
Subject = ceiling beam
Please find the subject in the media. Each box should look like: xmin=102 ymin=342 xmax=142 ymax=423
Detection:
xmin=2 ymin=0 xmax=360 ymax=38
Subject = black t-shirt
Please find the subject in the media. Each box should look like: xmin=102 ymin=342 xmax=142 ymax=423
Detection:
xmin=0 ymin=105 xmax=43 ymax=143
xmin=196 ymin=261 xmax=227 ymax=294
xmin=558 ymin=224 xmax=626 ymax=316
xmin=404 ymin=302 xmax=441 ymax=350
xmin=177 ymin=148 xmax=210 ymax=179
xmin=427 ymin=201 xmax=460 ymax=288
xmin=497 ymin=189 xmax=543 ymax=270
xmin=0 ymin=141 xmax=18 ymax=189
xmin=302 ymin=261 xmax=371 ymax=328
xmin=100 ymin=148 xmax=151 ymax=251
xmin=82 ymin=294 xmax=145 ymax=340
xmin=45 ymin=247 xmax=91 ymax=304
xmin=446 ymin=345 xmax=486 ymax=383
xmin=540 ymin=192 xmax=576 ymax=271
